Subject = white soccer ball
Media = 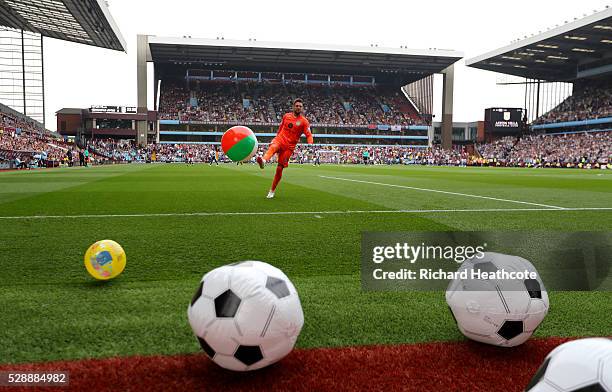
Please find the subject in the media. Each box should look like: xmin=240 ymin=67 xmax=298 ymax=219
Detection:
xmin=446 ymin=252 xmax=549 ymax=347
xmin=525 ymin=338 xmax=612 ymax=391
xmin=188 ymin=261 xmax=304 ymax=371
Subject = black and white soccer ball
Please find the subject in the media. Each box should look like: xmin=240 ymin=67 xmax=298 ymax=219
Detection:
xmin=188 ymin=261 xmax=304 ymax=371
xmin=525 ymin=338 xmax=612 ymax=391
xmin=446 ymin=252 xmax=549 ymax=347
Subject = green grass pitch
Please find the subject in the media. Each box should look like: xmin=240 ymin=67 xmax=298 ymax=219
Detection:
xmin=0 ymin=163 xmax=610 ymax=364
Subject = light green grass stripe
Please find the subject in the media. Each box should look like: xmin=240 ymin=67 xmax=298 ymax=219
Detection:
xmin=319 ymin=175 xmax=567 ymax=209
xmin=1 ymin=207 xmax=612 ymax=219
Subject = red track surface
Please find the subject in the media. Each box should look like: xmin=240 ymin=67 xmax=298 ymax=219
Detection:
xmin=0 ymin=338 xmax=572 ymax=392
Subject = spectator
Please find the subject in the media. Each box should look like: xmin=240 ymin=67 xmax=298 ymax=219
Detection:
xmin=476 ymin=131 xmax=611 ymax=168
xmin=535 ymin=82 xmax=612 ymax=124
xmin=158 ymin=78 xmax=428 ymax=127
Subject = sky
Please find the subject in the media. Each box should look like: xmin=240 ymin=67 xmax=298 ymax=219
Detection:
xmin=41 ymin=0 xmax=610 ymax=131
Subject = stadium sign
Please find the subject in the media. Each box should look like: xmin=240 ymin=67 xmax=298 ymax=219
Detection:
xmin=484 ymin=108 xmax=525 ymax=134
xmin=90 ymin=106 xmax=137 ymax=114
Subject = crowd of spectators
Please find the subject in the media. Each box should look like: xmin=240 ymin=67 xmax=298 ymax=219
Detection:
xmin=535 ymin=83 xmax=612 ymax=124
xmin=0 ymin=107 xmax=116 ymax=169
xmin=59 ymin=127 xmax=612 ymax=170
xmin=87 ymin=140 xmax=471 ymax=166
xmin=87 ymin=139 xmax=216 ymax=164
xmin=158 ymin=80 xmax=426 ymax=126
xmin=3 ymin=94 xmax=610 ymax=171
xmin=477 ymin=131 xmax=611 ymax=168
xmin=476 ymin=136 xmax=516 ymax=161
xmin=0 ymin=111 xmax=77 ymax=168
xmin=89 ymin=130 xmax=610 ymax=169
xmin=289 ymin=145 xmax=470 ymax=166
xmin=3 ymin=130 xmax=609 ymax=169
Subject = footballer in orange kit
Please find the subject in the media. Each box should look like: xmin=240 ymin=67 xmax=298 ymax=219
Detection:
xmin=256 ymin=98 xmax=314 ymax=198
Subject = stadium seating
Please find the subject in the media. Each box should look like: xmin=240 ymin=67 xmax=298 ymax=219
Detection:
xmin=1 ymin=109 xmax=79 ymax=168
xmin=3 ymin=80 xmax=611 ymax=170
xmin=535 ymin=82 xmax=612 ymax=124
xmin=477 ymin=131 xmax=611 ymax=167
xmin=158 ymin=80 xmax=427 ymax=126
xmin=87 ymin=140 xmax=470 ymax=166
xmin=5 ymin=129 xmax=608 ymax=169
xmin=476 ymin=136 xmax=516 ymax=161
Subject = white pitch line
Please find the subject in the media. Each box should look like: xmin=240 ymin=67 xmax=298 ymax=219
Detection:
xmin=0 ymin=207 xmax=611 ymax=220
xmin=319 ymin=175 xmax=566 ymax=210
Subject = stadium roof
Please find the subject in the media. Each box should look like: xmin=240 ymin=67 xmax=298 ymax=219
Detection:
xmin=466 ymin=8 xmax=612 ymax=81
xmin=146 ymin=36 xmax=463 ymax=85
xmin=0 ymin=0 xmax=126 ymax=51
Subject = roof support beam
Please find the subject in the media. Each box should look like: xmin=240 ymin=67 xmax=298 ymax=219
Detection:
xmin=136 ymin=34 xmax=148 ymax=146
xmin=441 ymin=64 xmax=454 ymax=150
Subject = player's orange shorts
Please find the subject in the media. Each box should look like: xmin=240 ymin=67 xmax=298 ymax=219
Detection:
xmin=265 ymin=141 xmax=294 ymax=168
xmin=277 ymin=145 xmax=294 ymax=168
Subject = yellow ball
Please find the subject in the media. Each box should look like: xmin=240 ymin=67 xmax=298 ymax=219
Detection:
xmin=84 ymin=240 xmax=126 ymax=280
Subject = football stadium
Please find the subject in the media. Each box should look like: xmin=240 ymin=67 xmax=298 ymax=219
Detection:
xmin=0 ymin=1 xmax=611 ymax=391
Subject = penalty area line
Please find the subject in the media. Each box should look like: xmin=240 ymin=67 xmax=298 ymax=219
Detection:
xmin=0 ymin=207 xmax=611 ymax=220
xmin=319 ymin=175 xmax=566 ymax=210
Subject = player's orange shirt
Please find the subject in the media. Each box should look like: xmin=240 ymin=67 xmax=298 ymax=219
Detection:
xmin=273 ymin=112 xmax=313 ymax=149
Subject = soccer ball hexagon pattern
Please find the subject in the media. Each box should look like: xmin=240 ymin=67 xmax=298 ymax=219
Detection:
xmin=525 ymin=338 xmax=612 ymax=392
xmin=188 ymin=261 xmax=304 ymax=371
xmin=446 ymin=252 xmax=549 ymax=347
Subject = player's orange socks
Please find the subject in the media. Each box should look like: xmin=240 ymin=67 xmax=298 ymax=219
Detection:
xmin=271 ymin=165 xmax=284 ymax=191
xmin=263 ymin=145 xmax=278 ymax=161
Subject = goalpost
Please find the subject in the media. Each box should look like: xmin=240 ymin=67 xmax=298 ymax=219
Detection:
xmin=315 ymin=149 xmax=343 ymax=164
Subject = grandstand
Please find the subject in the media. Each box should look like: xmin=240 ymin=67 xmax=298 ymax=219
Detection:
xmin=137 ymin=35 xmax=463 ymax=148
xmin=466 ymin=7 xmax=611 ymax=130
xmin=1 ymin=101 xmax=79 ymax=169
xmin=0 ymin=0 xmax=126 ymax=169
xmin=4 ymin=5 xmax=609 ymax=170
xmin=466 ymin=8 xmax=611 ymax=168
xmin=0 ymin=0 xmax=126 ymax=126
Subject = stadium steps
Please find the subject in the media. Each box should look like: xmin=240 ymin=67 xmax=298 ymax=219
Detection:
xmin=267 ymin=102 xmax=277 ymax=121
xmin=398 ymin=102 xmax=426 ymax=124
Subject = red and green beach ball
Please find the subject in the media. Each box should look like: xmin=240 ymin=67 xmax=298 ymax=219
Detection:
xmin=221 ymin=126 xmax=259 ymax=162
